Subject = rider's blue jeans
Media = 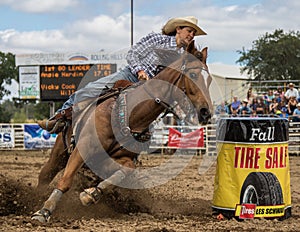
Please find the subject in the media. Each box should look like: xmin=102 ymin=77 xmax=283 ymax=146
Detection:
xmin=58 ymin=66 xmax=138 ymax=112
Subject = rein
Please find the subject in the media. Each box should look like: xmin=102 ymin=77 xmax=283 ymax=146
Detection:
xmin=142 ymin=59 xmax=189 ymax=120
xmin=106 ymin=61 xmax=189 ymax=156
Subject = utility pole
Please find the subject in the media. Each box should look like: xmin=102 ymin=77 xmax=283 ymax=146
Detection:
xmin=131 ymin=0 xmax=133 ymax=46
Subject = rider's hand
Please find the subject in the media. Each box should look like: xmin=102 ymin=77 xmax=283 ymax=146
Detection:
xmin=137 ymin=70 xmax=149 ymax=81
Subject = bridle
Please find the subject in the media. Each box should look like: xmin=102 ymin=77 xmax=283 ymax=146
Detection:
xmin=144 ymin=55 xmax=210 ymax=102
xmin=141 ymin=55 xmax=210 ymax=125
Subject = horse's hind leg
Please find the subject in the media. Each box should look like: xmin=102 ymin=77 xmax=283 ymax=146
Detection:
xmin=32 ymin=147 xmax=84 ymax=223
xmin=37 ymin=133 xmax=69 ymax=189
xmin=79 ymin=156 xmax=135 ymax=206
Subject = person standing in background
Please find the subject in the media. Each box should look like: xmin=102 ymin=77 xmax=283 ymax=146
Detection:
xmin=285 ymin=83 xmax=298 ymax=103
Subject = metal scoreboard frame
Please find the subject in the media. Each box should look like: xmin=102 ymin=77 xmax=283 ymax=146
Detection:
xmin=16 ymin=50 xmax=129 ymax=101
xmin=18 ymin=63 xmax=117 ymax=101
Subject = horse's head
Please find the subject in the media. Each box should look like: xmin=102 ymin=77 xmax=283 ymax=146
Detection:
xmin=160 ymin=41 xmax=212 ymax=124
xmin=181 ymin=42 xmax=212 ymax=124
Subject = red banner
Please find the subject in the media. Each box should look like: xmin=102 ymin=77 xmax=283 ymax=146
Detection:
xmin=168 ymin=127 xmax=204 ymax=148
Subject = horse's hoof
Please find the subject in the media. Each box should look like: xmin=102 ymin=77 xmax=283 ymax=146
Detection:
xmin=31 ymin=208 xmax=51 ymax=223
xmin=79 ymin=187 xmax=102 ymax=206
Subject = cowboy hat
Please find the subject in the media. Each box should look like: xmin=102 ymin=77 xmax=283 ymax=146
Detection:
xmin=162 ymin=16 xmax=206 ymax=36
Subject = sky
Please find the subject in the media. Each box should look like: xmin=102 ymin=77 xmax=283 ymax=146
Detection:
xmin=0 ymin=0 xmax=299 ymax=66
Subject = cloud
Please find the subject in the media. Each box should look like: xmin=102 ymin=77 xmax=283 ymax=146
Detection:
xmin=0 ymin=14 xmax=132 ymax=54
xmin=0 ymin=0 xmax=79 ymax=13
xmin=173 ymin=0 xmax=300 ymax=52
xmin=0 ymin=0 xmax=299 ymax=65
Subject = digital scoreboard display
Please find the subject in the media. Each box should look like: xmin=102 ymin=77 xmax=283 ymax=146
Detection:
xmin=40 ymin=63 xmax=117 ymax=101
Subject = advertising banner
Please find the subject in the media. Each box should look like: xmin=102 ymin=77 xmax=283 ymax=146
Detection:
xmin=212 ymin=117 xmax=291 ymax=219
xmin=19 ymin=66 xmax=40 ymax=99
xmin=0 ymin=127 xmax=15 ymax=148
xmin=24 ymin=124 xmax=57 ymax=149
xmin=168 ymin=127 xmax=204 ymax=148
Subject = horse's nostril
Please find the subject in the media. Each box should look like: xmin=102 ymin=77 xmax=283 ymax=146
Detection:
xmin=200 ymin=108 xmax=209 ymax=115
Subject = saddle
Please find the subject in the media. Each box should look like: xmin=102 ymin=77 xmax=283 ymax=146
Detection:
xmin=96 ymin=80 xmax=133 ymax=106
xmin=46 ymin=80 xmax=134 ymax=134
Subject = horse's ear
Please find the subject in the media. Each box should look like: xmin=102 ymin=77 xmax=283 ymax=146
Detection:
xmin=200 ymin=47 xmax=208 ymax=64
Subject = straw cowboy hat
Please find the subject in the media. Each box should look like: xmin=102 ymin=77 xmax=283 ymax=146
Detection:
xmin=162 ymin=16 xmax=206 ymax=36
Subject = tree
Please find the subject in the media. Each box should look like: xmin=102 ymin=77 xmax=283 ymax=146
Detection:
xmin=0 ymin=100 xmax=14 ymax=122
xmin=236 ymin=29 xmax=300 ymax=89
xmin=0 ymin=52 xmax=18 ymax=99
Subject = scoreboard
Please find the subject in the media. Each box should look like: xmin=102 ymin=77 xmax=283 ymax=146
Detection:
xmin=40 ymin=63 xmax=116 ymax=101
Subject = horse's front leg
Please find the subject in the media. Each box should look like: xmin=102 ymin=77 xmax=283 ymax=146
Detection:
xmin=79 ymin=156 xmax=135 ymax=206
xmin=32 ymin=147 xmax=84 ymax=223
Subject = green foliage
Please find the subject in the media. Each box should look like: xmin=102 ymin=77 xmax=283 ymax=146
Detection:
xmin=33 ymin=102 xmax=54 ymax=120
xmin=236 ymin=29 xmax=300 ymax=89
xmin=0 ymin=99 xmax=64 ymax=123
xmin=12 ymin=108 xmax=27 ymax=123
xmin=0 ymin=100 xmax=14 ymax=122
xmin=0 ymin=52 xmax=18 ymax=99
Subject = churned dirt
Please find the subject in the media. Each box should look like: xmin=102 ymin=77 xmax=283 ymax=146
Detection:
xmin=0 ymin=150 xmax=300 ymax=232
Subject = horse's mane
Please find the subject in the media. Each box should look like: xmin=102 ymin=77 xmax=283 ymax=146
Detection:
xmin=154 ymin=41 xmax=204 ymax=69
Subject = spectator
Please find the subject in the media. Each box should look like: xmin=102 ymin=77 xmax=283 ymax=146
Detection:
xmin=230 ymin=108 xmax=239 ymax=117
xmin=292 ymin=103 xmax=300 ymax=122
xmin=225 ymin=101 xmax=231 ymax=114
xmin=269 ymin=98 xmax=279 ymax=114
xmin=264 ymin=89 xmax=274 ymax=113
xmin=230 ymin=96 xmax=241 ymax=114
xmin=246 ymin=87 xmax=252 ymax=100
xmin=285 ymin=83 xmax=298 ymax=102
xmin=279 ymin=106 xmax=289 ymax=119
xmin=246 ymin=87 xmax=255 ymax=104
xmin=287 ymin=96 xmax=298 ymax=115
xmin=215 ymin=101 xmax=229 ymax=115
xmin=240 ymin=99 xmax=252 ymax=116
xmin=256 ymin=97 xmax=265 ymax=115
xmin=250 ymin=97 xmax=258 ymax=114
xmin=274 ymin=91 xmax=282 ymax=104
xmin=277 ymin=87 xmax=285 ymax=103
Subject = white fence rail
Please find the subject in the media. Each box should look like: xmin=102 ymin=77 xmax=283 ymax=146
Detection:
xmin=288 ymin=122 xmax=300 ymax=155
xmin=0 ymin=124 xmax=25 ymax=149
xmin=1 ymin=122 xmax=299 ymax=155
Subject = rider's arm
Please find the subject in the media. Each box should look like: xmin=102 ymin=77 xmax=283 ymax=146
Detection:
xmin=126 ymin=32 xmax=177 ymax=79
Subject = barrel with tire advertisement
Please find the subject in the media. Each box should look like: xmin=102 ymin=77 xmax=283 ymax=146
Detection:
xmin=212 ymin=117 xmax=291 ymax=220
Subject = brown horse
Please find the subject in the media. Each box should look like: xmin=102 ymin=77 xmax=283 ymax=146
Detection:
xmin=32 ymin=41 xmax=213 ymax=222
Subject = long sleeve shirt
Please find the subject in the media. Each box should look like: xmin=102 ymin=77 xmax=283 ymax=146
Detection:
xmin=126 ymin=32 xmax=178 ymax=78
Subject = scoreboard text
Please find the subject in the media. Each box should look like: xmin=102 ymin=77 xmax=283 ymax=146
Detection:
xmin=40 ymin=63 xmax=116 ymax=101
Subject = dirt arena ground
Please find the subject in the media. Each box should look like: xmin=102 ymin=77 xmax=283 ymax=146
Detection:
xmin=0 ymin=150 xmax=300 ymax=232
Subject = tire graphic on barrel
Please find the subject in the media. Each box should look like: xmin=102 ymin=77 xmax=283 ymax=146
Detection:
xmin=240 ymin=172 xmax=283 ymax=206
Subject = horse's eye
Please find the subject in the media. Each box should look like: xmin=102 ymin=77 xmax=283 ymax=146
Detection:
xmin=189 ymin=72 xmax=197 ymax=79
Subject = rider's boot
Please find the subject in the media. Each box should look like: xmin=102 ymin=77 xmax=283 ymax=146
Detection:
xmin=37 ymin=107 xmax=72 ymax=134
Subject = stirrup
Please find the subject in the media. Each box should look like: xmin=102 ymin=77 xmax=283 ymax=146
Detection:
xmin=48 ymin=119 xmax=66 ymax=134
xmin=31 ymin=208 xmax=51 ymax=223
xmin=79 ymin=187 xmax=103 ymax=206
